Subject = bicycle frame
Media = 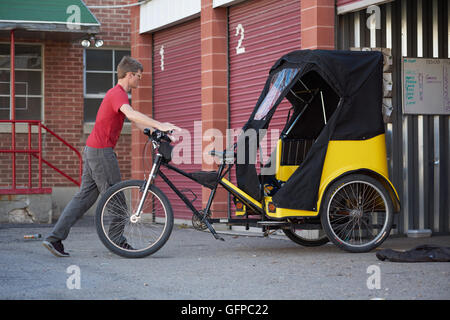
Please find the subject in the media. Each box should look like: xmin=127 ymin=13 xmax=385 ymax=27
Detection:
xmin=134 ymin=146 xmax=267 ymax=238
xmin=161 ymin=157 xmax=265 ymax=213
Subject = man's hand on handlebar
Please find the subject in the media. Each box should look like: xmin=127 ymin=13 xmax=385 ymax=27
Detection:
xmin=158 ymin=122 xmax=181 ymax=141
xmin=144 ymin=123 xmax=181 ymax=142
xmin=158 ymin=122 xmax=181 ymax=133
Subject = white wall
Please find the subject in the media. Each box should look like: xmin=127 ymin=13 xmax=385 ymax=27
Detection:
xmin=212 ymin=0 xmax=246 ymax=8
xmin=140 ymin=0 xmax=201 ymax=33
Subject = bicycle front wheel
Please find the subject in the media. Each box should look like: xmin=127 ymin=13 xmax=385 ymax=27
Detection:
xmin=95 ymin=180 xmax=174 ymax=258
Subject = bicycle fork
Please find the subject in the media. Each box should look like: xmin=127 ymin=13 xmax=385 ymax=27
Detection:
xmin=130 ymin=153 xmax=162 ymax=223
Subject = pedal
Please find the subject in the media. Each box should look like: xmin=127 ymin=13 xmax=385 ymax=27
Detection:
xmin=213 ymin=233 xmax=225 ymax=241
xmin=202 ymin=217 xmax=225 ymax=241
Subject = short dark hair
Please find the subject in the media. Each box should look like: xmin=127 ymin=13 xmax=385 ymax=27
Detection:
xmin=117 ymin=56 xmax=143 ymax=79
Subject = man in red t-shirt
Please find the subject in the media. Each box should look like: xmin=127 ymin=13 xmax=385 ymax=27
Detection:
xmin=43 ymin=56 xmax=180 ymax=257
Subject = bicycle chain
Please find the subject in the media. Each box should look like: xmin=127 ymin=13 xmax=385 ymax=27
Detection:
xmin=192 ymin=210 xmax=211 ymax=231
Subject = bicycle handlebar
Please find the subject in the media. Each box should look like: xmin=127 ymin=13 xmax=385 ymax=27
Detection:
xmin=143 ymin=128 xmax=173 ymax=142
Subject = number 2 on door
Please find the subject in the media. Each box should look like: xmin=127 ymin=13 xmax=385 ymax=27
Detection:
xmin=235 ymin=24 xmax=245 ymax=55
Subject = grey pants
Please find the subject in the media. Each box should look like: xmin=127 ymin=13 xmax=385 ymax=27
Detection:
xmin=46 ymin=147 xmax=122 ymax=242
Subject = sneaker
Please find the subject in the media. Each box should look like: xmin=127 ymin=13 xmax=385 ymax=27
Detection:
xmin=42 ymin=240 xmax=70 ymax=257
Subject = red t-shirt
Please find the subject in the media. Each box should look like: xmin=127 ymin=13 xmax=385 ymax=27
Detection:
xmin=86 ymin=84 xmax=129 ymax=148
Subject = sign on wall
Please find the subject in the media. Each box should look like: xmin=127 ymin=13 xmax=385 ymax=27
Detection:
xmin=402 ymin=58 xmax=450 ymax=115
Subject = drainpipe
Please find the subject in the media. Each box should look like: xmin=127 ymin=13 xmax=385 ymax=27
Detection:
xmin=10 ymin=29 xmax=16 ymax=189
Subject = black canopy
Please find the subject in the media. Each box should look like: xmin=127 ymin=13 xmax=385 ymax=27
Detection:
xmin=236 ymin=49 xmax=385 ymax=211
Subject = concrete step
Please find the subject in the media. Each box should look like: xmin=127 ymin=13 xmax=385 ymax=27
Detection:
xmin=0 ymin=193 xmax=52 ymax=224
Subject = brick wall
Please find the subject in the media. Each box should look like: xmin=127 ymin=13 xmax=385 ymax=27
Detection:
xmin=200 ymin=0 xmax=228 ymax=218
xmin=0 ymin=0 xmax=133 ymax=189
xmin=43 ymin=41 xmax=84 ymax=187
xmin=130 ymin=5 xmax=152 ymax=181
xmin=87 ymin=0 xmax=133 ymax=47
xmin=301 ymin=0 xmax=335 ymax=50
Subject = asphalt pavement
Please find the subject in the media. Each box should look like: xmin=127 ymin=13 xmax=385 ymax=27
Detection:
xmin=0 ymin=217 xmax=449 ymax=300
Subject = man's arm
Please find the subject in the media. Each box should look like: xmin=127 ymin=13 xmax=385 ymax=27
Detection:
xmin=119 ymin=104 xmax=180 ymax=132
xmin=133 ymin=121 xmax=148 ymax=132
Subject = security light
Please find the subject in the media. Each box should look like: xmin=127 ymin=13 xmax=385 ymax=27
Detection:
xmin=81 ymin=39 xmax=91 ymax=47
xmin=80 ymin=35 xmax=103 ymax=48
xmin=94 ymin=39 xmax=104 ymax=47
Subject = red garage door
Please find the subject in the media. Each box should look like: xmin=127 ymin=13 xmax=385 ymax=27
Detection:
xmin=153 ymin=18 xmax=202 ymax=220
xmin=228 ymin=0 xmax=302 ymax=192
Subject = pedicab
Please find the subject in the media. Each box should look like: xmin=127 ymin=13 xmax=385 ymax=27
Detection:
xmin=95 ymin=50 xmax=401 ymax=258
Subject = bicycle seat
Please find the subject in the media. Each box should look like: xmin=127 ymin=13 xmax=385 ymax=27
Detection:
xmin=209 ymin=150 xmax=234 ymax=163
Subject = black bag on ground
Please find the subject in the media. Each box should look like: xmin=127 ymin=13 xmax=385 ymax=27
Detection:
xmin=376 ymin=244 xmax=450 ymax=262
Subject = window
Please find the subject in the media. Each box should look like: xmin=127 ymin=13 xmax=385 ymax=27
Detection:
xmin=84 ymin=49 xmax=131 ymax=122
xmin=0 ymin=44 xmax=42 ymax=120
xmin=254 ymin=68 xmax=299 ymax=121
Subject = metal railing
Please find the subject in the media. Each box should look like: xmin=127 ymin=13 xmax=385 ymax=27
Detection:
xmin=0 ymin=120 xmax=82 ymax=194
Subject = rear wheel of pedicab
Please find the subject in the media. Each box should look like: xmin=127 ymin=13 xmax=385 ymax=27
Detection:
xmin=320 ymin=174 xmax=393 ymax=253
xmin=95 ymin=180 xmax=174 ymax=258
xmin=283 ymin=228 xmax=329 ymax=247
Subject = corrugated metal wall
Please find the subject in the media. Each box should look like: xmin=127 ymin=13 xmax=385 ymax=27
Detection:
xmin=228 ymin=0 xmax=301 ymax=208
xmin=152 ymin=18 xmax=202 ymax=220
xmin=337 ymin=0 xmax=449 ymax=234
xmin=228 ymin=0 xmax=301 ymax=132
